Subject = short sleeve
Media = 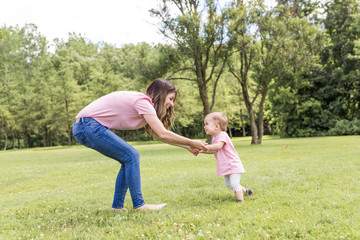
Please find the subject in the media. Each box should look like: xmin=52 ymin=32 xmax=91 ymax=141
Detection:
xmin=134 ymin=98 xmax=157 ymax=116
xmin=214 ymin=132 xmax=228 ymax=145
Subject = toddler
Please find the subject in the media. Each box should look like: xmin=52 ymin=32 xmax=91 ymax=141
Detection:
xmin=201 ymin=112 xmax=253 ymax=202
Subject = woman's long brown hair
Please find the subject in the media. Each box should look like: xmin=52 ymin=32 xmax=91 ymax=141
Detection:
xmin=145 ymin=79 xmax=178 ymax=138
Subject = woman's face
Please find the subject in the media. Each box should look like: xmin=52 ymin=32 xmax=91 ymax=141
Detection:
xmin=164 ymin=92 xmax=176 ymax=110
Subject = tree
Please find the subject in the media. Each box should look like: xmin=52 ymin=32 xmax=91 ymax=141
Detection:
xmin=228 ymin=0 xmax=324 ymax=144
xmin=52 ymin=34 xmax=91 ymax=145
xmin=276 ymin=0 xmax=320 ymax=17
xmin=0 ymin=26 xmax=18 ymax=149
xmin=270 ymin=0 xmax=360 ymax=137
xmin=0 ymin=24 xmax=50 ymax=148
xmin=151 ymin=0 xmax=234 ymax=142
xmin=320 ymin=0 xmax=360 ymax=120
xmin=227 ymin=0 xmax=260 ymax=144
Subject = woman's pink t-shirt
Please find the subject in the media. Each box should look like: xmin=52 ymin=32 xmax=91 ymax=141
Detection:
xmin=76 ymin=91 xmax=157 ymax=130
xmin=212 ymin=131 xmax=245 ymax=176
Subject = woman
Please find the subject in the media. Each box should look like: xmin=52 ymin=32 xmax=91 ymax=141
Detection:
xmin=72 ymin=79 xmax=208 ymax=211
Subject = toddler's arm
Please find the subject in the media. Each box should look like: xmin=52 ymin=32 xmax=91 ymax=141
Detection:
xmin=199 ymin=141 xmax=225 ymax=154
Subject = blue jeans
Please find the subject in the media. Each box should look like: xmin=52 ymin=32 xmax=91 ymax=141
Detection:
xmin=72 ymin=117 xmax=145 ymax=209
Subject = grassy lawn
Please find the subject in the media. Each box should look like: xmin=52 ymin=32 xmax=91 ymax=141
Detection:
xmin=1 ymin=136 xmax=359 ymax=239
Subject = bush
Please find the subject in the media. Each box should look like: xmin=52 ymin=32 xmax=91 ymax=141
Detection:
xmin=328 ymin=119 xmax=360 ymax=136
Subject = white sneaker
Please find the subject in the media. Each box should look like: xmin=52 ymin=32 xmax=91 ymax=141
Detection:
xmin=135 ymin=203 xmax=167 ymax=211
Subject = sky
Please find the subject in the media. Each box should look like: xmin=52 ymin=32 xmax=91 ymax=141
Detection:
xmin=0 ymin=0 xmax=278 ymax=49
xmin=0 ymin=0 xmax=167 ymax=48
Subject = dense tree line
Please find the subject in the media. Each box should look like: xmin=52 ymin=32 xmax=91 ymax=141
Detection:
xmin=0 ymin=0 xmax=359 ymax=150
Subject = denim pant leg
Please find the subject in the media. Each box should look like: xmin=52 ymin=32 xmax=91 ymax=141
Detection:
xmin=73 ymin=119 xmax=146 ymax=208
xmin=112 ymin=165 xmax=128 ymax=209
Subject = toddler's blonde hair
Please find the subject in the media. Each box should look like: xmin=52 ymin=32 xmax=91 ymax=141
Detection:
xmin=205 ymin=112 xmax=228 ymax=131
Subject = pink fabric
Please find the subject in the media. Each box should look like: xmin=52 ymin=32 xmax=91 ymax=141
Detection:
xmin=76 ymin=91 xmax=156 ymax=130
xmin=212 ymin=131 xmax=245 ymax=176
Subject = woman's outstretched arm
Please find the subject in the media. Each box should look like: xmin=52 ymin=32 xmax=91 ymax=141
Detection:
xmin=143 ymin=114 xmax=209 ymax=151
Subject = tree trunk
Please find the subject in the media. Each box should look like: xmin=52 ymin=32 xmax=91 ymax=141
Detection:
xmin=49 ymin=130 xmax=53 ymax=147
xmin=195 ymin=57 xmax=212 ymax=143
xmin=3 ymin=127 xmax=7 ymax=150
xmin=12 ymin=129 xmax=15 ymax=149
xmin=241 ymin=83 xmax=258 ymax=144
xmin=43 ymin=126 xmax=47 ymax=147
xmin=257 ymin=113 xmax=264 ymax=144
xmin=56 ymin=129 xmax=60 ymax=146
xmin=249 ymin=109 xmax=258 ymax=144
xmin=229 ymin=42 xmax=257 ymax=144
xmin=65 ymin=99 xmax=72 ymax=146
xmin=257 ymin=87 xmax=268 ymax=144
xmin=267 ymin=123 xmax=273 ymax=135
xmin=240 ymin=109 xmax=246 ymax=137
xmin=25 ymin=132 xmax=31 ymax=148
xmin=67 ymin=127 xmax=72 ymax=146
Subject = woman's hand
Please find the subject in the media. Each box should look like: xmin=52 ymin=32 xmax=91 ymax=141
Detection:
xmin=191 ymin=140 xmax=210 ymax=151
xmin=185 ymin=146 xmax=200 ymax=156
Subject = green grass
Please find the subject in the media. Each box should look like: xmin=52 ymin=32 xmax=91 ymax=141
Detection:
xmin=1 ymin=136 xmax=359 ymax=239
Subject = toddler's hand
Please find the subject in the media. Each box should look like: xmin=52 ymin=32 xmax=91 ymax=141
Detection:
xmin=199 ymin=149 xmax=214 ymax=154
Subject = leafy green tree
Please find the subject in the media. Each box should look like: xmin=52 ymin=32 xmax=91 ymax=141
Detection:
xmin=52 ymin=35 xmax=89 ymax=145
xmin=34 ymin=54 xmax=58 ymax=147
xmin=320 ymin=0 xmax=360 ymax=121
xmin=151 ymin=0 xmax=235 ymax=142
xmin=0 ymin=24 xmax=50 ymax=148
xmin=276 ymin=0 xmax=320 ymax=17
xmin=0 ymin=26 xmax=18 ymax=149
xmin=270 ymin=0 xmax=360 ymax=137
xmin=0 ymin=108 xmax=11 ymax=150
xmin=228 ymin=0 xmax=324 ymax=143
xmin=227 ymin=0 xmax=260 ymax=144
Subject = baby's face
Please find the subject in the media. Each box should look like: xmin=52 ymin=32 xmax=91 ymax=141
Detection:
xmin=204 ymin=117 xmax=219 ymax=136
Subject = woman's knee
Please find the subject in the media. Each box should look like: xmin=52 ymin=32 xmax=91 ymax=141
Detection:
xmin=125 ymin=148 xmax=140 ymax=165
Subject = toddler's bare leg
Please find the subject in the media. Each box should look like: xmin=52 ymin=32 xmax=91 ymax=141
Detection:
xmin=235 ymin=190 xmax=244 ymax=202
xmin=228 ymin=174 xmax=243 ymax=202
xmin=241 ymin=185 xmax=246 ymax=195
